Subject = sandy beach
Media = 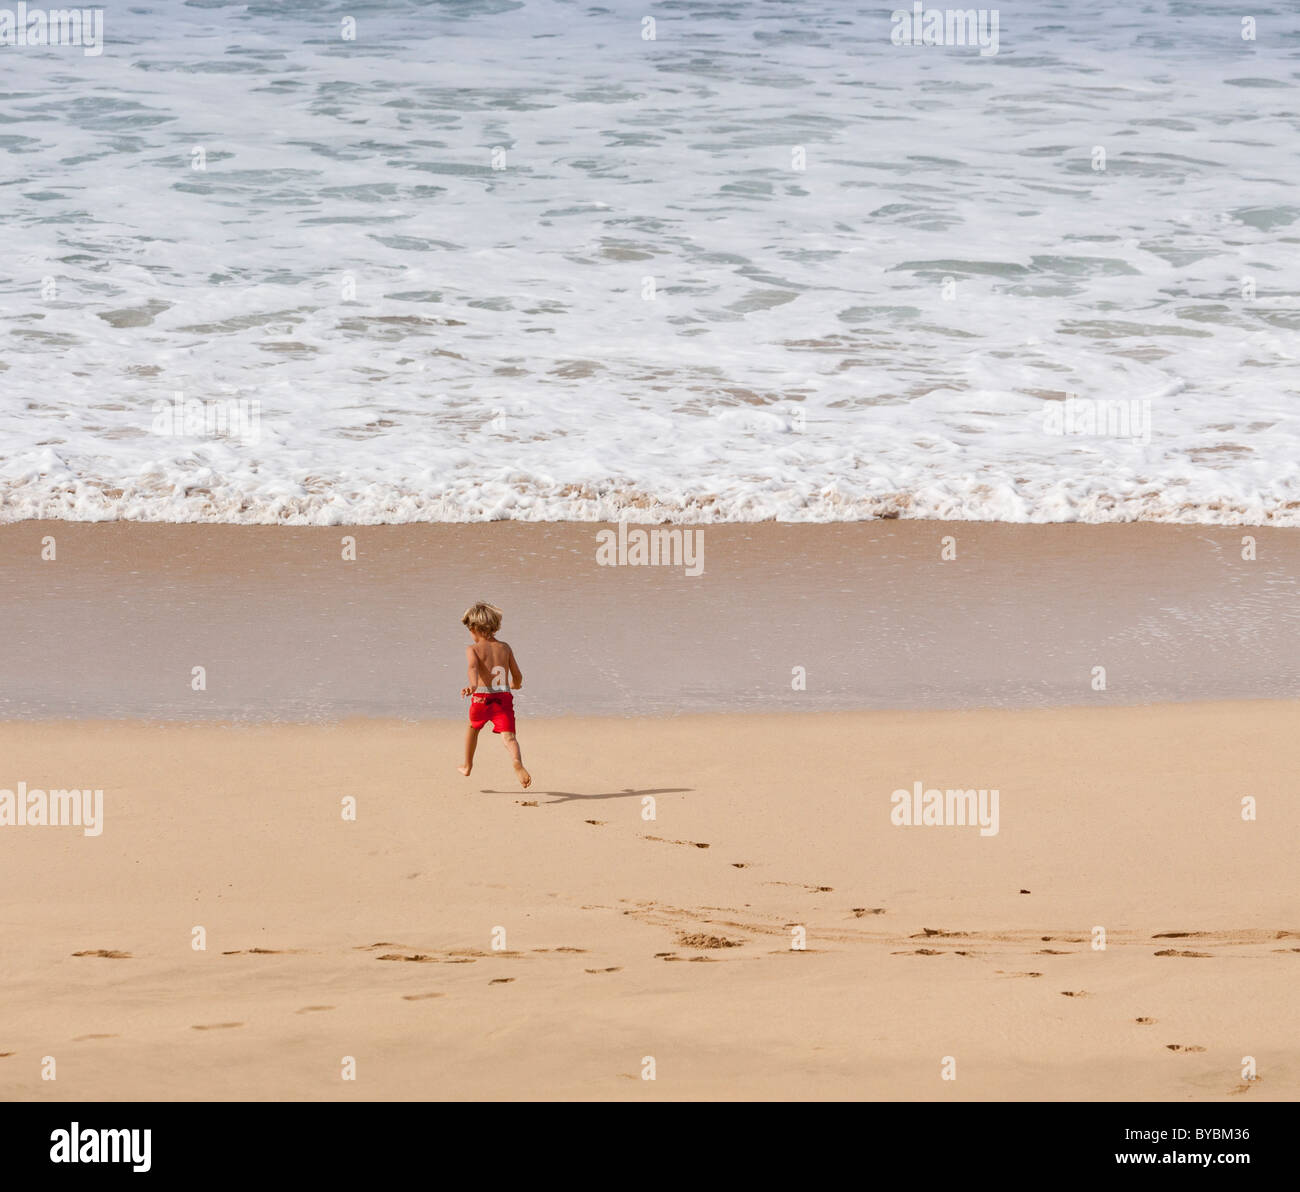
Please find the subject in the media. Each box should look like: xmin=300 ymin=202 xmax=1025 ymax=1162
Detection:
xmin=2 ymin=700 xmax=1295 ymax=1101
xmin=5 ymin=0 xmax=1300 ymax=1142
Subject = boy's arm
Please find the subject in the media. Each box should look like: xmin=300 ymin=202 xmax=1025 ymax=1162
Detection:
xmin=508 ymin=647 xmax=523 ymax=690
xmin=461 ymin=646 xmax=479 ymax=697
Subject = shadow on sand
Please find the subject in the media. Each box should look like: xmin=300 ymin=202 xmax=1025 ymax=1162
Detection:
xmin=481 ymin=786 xmax=693 ymax=803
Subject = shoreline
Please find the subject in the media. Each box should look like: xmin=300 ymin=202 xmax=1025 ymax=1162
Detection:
xmin=2 ymin=690 xmax=1300 ymax=728
xmin=2 ymin=520 xmax=1297 ymax=721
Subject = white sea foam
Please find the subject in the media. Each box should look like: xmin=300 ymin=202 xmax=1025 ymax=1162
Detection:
xmin=1 ymin=1 xmax=1298 ymax=524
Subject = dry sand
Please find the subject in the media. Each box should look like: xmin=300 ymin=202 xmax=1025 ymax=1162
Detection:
xmin=1 ymin=702 xmax=1295 ymax=1101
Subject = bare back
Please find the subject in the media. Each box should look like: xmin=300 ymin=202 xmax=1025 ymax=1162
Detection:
xmin=469 ymin=638 xmax=520 ymax=691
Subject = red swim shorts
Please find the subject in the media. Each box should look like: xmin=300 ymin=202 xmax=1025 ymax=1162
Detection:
xmin=469 ymin=691 xmax=516 ymax=734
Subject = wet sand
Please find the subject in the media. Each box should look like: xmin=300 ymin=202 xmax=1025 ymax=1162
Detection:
xmin=1 ymin=521 xmax=1297 ymax=720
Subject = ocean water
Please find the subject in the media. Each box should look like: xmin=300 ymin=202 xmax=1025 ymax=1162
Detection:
xmin=1 ymin=0 xmax=1299 ymax=525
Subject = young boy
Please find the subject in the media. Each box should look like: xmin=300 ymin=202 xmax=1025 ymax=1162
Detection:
xmin=458 ymin=601 xmax=531 ymax=789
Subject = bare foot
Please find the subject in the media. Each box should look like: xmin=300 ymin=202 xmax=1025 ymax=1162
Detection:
xmin=458 ymin=764 xmax=472 ymax=777
xmin=514 ymin=763 xmax=532 ymax=789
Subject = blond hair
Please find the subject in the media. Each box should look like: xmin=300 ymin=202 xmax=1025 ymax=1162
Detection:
xmin=461 ymin=600 xmax=503 ymax=635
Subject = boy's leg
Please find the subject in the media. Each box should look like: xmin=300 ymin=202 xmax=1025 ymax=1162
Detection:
xmin=501 ymin=731 xmax=531 ymax=789
xmin=458 ymin=724 xmax=482 ymax=776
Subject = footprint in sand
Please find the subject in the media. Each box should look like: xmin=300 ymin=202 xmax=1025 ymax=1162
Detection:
xmin=1060 ymin=991 xmax=1088 ymax=998
xmin=294 ymin=1006 xmax=334 ymax=1014
xmin=517 ymin=800 xmax=538 ymax=807
xmin=584 ymin=967 xmax=622 ymax=974
xmin=73 ymin=1034 xmax=118 ymax=1041
xmin=402 ymin=993 xmax=444 ymax=1001
xmin=731 ymin=862 xmax=749 ymax=869
xmin=852 ymin=908 xmax=886 ymax=917
xmin=1135 ymin=1017 xmax=1156 ymax=1025
xmin=72 ymin=950 xmax=131 ymax=959
xmin=585 ymin=819 xmax=605 ymax=826
xmin=644 ymin=835 xmax=710 ymax=849
xmin=1154 ymin=949 xmax=1212 ymax=958
xmin=377 ymin=953 xmax=438 ymax=963
xmin=222 ymin=947 xmax=289 ymax=955
xmin=0 ymin=1052 xmax=13 ymax=1058
xmin=554 ymin=946 xmax=587 ymax=953
xmin=1037 ymin=949 xmax=1072 ymax=955
xmin=1165 ymin=1044 xmax=1206 ymax=1052
xmin=192 ymin=1023 xmax=243 ymax=1031
xmin=677 ymin=933 xmax=744 ymax=949
xmin=996 ymin=971 xmax=1043 ymax=978
xmin=489 ymin=978 xmax=515 ymax=985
